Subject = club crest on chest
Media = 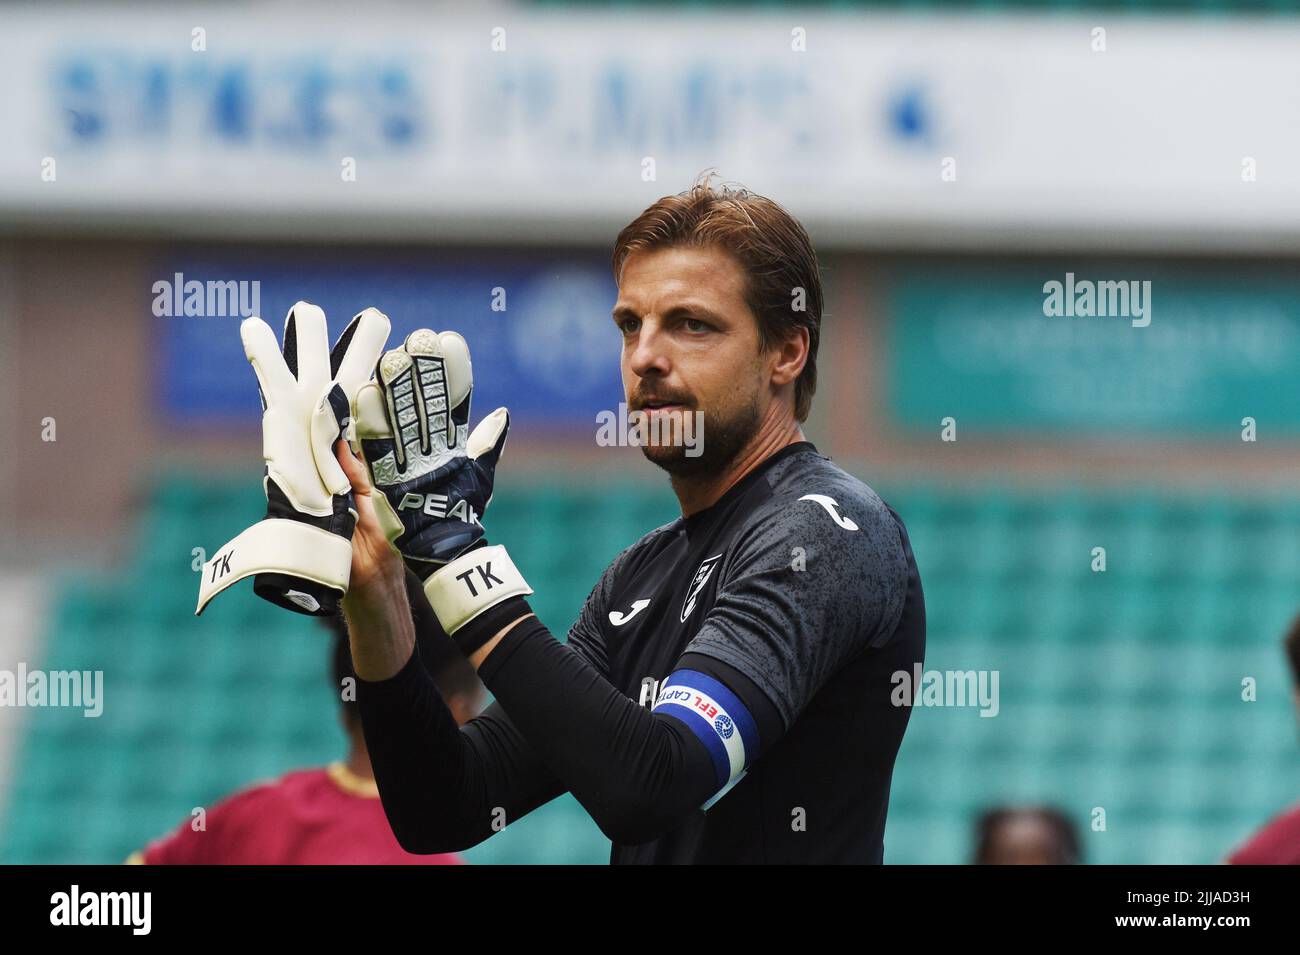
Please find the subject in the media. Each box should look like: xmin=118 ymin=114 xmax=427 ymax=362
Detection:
xmin=680 ymin=553 xmax=723 ymax=623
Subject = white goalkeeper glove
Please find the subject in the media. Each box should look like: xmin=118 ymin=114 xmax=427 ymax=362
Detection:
xmin=353 ymin=329 xmax=531 ymax=647
xmin=196 ymin=302 xmax=390 ymax=617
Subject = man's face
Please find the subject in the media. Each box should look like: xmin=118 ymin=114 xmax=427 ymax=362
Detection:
xmin=612 ymin=245 xmax=770 ymax=478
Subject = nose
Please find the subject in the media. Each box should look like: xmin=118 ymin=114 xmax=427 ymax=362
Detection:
xmin=627 ymin=319 xmax=671 ymax=381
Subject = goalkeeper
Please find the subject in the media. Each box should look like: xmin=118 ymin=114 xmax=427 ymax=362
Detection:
xmin=342 ymin=177 xmax=926 ymax=864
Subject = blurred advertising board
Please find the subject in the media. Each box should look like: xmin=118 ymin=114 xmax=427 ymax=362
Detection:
xmin=1 ymin=9 xmax=1299 ymax=250
xmin=887 ymin=264 xmax=1300 ymax=435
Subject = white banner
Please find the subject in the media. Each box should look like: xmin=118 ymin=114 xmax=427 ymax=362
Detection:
xmin=0 ymin=7 xmax=1298 ymax=251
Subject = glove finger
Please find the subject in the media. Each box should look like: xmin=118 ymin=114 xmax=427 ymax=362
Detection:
xmin=311 ymin=385 xmax=352 ymax=497
xmin=467 ymin=407 xmax=510 ymax=470
xmin=285 ymin=301 xmax=331 ymax=392
xmin=353 ymin=381 xmax=392 ymax=441
xmin=405 ymin=329 xmax=474 ymax=451
xmin=240 ymin=317 xmax=295 ymax=403
xmin=434 ymin=330 xmax=473 ymax=414
xmin=403 ymin=329 xmax=449 ymax=454
xmin=378 ymin=348 xmax=421 ymax=471
xmin=439 ymin=332 xmax=473 ymax=450
xmin=332 ymin=307 xmax=391 ymax=397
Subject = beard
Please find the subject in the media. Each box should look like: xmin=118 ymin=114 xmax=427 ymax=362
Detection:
xmin=638 ymin=393 xmax=762 ymax=480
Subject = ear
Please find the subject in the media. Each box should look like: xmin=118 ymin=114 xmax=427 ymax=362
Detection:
xmin=768 ymin=325 xmax=809 ymax=388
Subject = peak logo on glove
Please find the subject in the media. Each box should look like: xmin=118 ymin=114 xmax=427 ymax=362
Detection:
xmin=395 ymin=493 xmax=480 ymax=525
xmin=354 ymin=329 xmax=509 ymax=576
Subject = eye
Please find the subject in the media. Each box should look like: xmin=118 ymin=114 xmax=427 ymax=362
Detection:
xmin=618 ymin=316 xmax=641 ymax=335
xmin=683 ymin=317 xmax=710 ymax=333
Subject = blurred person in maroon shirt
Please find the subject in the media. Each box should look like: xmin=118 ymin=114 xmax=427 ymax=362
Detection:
xmin=1226 ymin=614 xmax=1300 ymax=865
xmin=129 ymin=584 xmax=485 ymax=865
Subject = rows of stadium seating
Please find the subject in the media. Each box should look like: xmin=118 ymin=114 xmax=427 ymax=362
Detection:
xmin=2 ymin=473 xmax=1297 ymax=863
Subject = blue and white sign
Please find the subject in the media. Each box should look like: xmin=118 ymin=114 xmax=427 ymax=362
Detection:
xmin=157 ymin=253 xmax=623 ymax=430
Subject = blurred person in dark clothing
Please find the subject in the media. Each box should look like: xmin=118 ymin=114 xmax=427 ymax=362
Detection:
xmin=973 ymin=806 xmax=1082 ymax=865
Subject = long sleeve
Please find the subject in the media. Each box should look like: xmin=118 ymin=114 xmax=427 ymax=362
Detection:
xmin=357 ymin=646 xmax=566 ymax=853
xmin=355 ymin=572 xmax=566 ymax=853
xmin=475 ymin=615 xmax=779 ymax=846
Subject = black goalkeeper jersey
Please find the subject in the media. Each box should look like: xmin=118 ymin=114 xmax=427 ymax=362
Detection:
xmin=358 ymin=441 xmax=925 ymax=865
xmin=565 ymin=441 xmax=926 ymax=863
